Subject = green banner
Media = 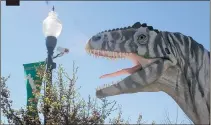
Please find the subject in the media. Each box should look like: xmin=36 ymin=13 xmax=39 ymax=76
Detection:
xmin=23 ymin=61 xmax=45 ymax=116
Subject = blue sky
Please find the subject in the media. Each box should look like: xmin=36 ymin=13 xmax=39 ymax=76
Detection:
xmin=1 ymin=1 xmax=209 ymax=124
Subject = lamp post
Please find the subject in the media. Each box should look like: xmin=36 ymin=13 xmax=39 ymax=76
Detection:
xmin=43 ymin=6 xmax=62 ymax=72
xmin=42 ymin=6 xmax=62 ymax=124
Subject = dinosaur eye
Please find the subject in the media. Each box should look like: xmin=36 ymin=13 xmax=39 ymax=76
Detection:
xmin=136 ymin=34 xmax=148 ymax=45
xmin=137 ymin=34 xmax=146 ymax=41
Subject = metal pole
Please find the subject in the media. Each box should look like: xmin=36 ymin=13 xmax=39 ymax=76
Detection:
xmin=44 ymin=36 xmax=57 ymax=125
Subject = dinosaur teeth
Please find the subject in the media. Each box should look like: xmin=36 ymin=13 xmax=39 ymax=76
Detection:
xmin=97 ymin=80 xmax=126 ymax=91
xmin=86 ymin=48 xmax=134 ymax=59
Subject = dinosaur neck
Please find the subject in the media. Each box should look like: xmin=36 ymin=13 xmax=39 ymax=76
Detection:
xmin=157 ymin=66 xmax=199 ymax=124
xmin=163 ymin=32 xmax=210 ymax=124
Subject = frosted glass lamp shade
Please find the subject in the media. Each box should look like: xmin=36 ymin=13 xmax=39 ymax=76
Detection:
xmin=43 ymin=11 xmax=62 ymax=38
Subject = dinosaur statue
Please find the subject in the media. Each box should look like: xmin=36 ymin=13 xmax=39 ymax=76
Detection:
xmin=85 ymin=22 xmax=210 ymax=124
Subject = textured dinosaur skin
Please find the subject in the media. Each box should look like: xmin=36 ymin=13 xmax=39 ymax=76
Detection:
xmin=85 ymin=22 xmax=210 ymax=124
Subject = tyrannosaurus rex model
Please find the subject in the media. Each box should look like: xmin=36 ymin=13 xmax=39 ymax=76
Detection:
xmin=85 ymin=22 xmax=210 ymax=124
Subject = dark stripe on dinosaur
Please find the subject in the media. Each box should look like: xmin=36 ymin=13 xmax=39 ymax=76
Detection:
xmin=206 ymin=92 xmax=210 ymax=113
xmin=188 ymin=37 xmax=203 ymax=102
xmin=173 ymin=33 xmax=184 ymax=45
xmin=153 ymin=32 xmax=165 ymax=57
xmin=182 ymin=35 xmax=195 ymax=104
xmin=96 ymin=90 xmax=104 ymax=97
xmin=137 ymin=68 xmax=147 ymax=84
xmin=189 ymin=37 xmax=205 ymax=97
xmin=121 ymin=30 xmax=136 ymax=52
xmin=130 ymin=36 xmax=138 ymax=52
xmin=106 ymin=40 xmax=115 ymax=51
xmin=119 ymin=32 xmax=127 ymax=52
xmin=156 ymin=59 xmax=164 ymax=77
xmin=114 ymin=82 xmax=124 ymax=91
xmin=102 ymin=38 xmax=107 ymax=50
xmin=163 ymin=32 xmax=176 ymax=57
xmin=124 ymin=76 xmax=142 ymax=89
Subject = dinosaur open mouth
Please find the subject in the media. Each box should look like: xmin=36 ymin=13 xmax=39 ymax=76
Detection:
xmin=85 ymin=41 xmax=162 ymax=92
xmin=86 ymin=48 xmax=158 ymax=79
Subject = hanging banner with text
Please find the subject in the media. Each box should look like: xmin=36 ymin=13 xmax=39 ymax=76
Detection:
xmin=23 ymin=61 xmax=45 ymax=116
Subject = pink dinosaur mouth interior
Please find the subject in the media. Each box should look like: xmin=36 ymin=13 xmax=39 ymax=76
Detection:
xmin=86 ymin=47 xmax=155 ymax=79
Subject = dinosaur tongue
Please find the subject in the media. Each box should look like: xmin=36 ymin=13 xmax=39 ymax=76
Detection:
xmin=99 ymin=64 xmax=142 ymax=79
xmin=97 ymin=52 xmax=148 ymax=79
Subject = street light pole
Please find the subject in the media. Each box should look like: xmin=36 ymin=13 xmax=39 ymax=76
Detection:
xmin=43 ymin=6 xmax=62 ymax=124
xmin=46 ymin=36 xmax=57 ymax=83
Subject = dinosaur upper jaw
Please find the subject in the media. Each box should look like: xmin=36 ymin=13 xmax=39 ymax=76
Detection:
xmin=85 ymin=42 xmax=168 ymax=98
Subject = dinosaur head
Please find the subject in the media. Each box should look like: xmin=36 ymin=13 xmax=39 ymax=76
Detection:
xmin=85 ymin=22 xmax=176 ymax=98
